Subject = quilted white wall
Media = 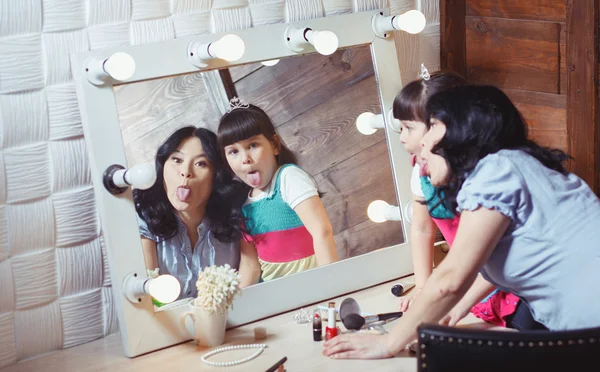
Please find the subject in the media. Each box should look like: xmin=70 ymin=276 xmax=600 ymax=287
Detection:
xmin=0 ymin=0 xmax=439 ymax=367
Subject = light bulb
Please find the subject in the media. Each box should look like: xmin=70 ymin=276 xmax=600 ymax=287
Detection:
xmin=308 ymin=30 xmax=339 ymax=56
xmin=125 ymin=163 xmax=156 ymax=190
xmin=261 ymin=59 xmax=280 ymax=66
xmin=368 ymin=200 xmax=389 ymax=223
xmin=103 ymin=52 xmax=136 ymax=81
xmin=147 ymin=275 xmax=181 ymax=304
xmin=356 ymin=112 xmax=377 ymax=135
xmin=211 ymin=34 xmax=245 ymax=62
xmin=396 ymin=10 xmax=426 ymax=34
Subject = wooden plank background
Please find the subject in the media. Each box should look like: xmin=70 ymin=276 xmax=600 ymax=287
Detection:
xmin=114 ymin=72 xmax=222 ymax=166
xmin=229 ymin=46 xmax=405 ymax=259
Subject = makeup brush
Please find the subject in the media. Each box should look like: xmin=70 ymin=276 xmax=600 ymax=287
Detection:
xmin=342 ymin=312 xmax=403 ymax=330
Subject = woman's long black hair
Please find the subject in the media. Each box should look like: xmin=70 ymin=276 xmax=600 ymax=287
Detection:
xmin=133 ymin=126 xmax=249 ymax=242
xmin=425 ymin=84 xmax=571 ymax=212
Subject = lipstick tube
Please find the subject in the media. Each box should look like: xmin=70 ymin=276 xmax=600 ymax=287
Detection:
xmin=325 ymin=301 xmax=338 ymax=341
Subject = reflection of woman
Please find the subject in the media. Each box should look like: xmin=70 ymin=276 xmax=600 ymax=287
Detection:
xmin=133 ymin=126 xmax=261 ymax=301
xmin=324 ymin=85 xmax=600 ymax=359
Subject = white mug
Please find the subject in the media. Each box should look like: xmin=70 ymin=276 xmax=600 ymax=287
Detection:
xmin=180 ymin=299 xmax=228 ymax=347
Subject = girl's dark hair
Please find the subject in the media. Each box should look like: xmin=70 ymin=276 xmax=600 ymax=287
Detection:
xmin=133 ymin=126 xmax=249 ymax=242
xmin=217 ymin=104 xmax=297 ymax=169
xmin=426 ymin=84 xmax=571 ymax=212
xmin=393 ymin=71 xmax=467 ymax=122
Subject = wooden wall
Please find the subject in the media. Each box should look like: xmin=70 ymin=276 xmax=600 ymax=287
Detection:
xmin=227 ymin=47 xmax=405 ymax=259
xmin=441 ymin=0 xmax=599 ymax=193
xmin=114 ymin=73 xmax=222 ymax=166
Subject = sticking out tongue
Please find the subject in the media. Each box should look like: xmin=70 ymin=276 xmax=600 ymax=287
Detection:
xmin=410 ymin=154 xmax=417 ymax=167
xmin=177 ymin=187 xmax=191 ymax=202
xmin=420 ymin=163 xmax=429 ymax=177
xmin=247 ymin=171 xmax=261 ymax=187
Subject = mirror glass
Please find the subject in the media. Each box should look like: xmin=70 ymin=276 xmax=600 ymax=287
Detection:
xmin=113 ymin=45 xmax=404 ymax=304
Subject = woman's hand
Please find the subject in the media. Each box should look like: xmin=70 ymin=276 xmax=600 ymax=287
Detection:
xmin=439 ymin=302 xmax=471 ymax=327
xmin=398 ymin=288 xmax=421 ymax=312
xmin=322 ymin=333 xmax=395 ymax=359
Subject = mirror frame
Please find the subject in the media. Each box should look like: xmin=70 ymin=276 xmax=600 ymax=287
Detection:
xmin=71 ymin=9 xmax=415 ymax=357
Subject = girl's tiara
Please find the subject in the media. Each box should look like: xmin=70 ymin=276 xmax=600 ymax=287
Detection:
xmin=420 ymin=63 xmax=430 ymax=81
xmin=226 ymin=96 xmax=250 ymax=113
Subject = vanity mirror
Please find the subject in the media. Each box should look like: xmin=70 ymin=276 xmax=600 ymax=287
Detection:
xmin=71 ymin=10 xmax=418 ymax=357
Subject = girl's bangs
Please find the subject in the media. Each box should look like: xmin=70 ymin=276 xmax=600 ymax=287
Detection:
xmin=218 ymin=110 xmax=264 ymax=147
xmin=393 ymin=82 xmax=426 ymax=122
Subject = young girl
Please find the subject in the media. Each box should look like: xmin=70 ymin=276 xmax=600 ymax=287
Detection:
xmin=324 ymin=84 xmax=600 ymax=359
xmin=217 ymin=98 xmax=338 ymax=281
xmin=395 ymin=69 xmax=537 ymax=330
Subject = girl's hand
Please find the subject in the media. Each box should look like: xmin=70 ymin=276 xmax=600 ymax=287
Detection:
xmin=398 ymin=288 xmax=421 ymax=312
xmin=439 ymin=302 xmax=471 ymax=327
xmin=322 ymin=333 xmax=395 ymax=359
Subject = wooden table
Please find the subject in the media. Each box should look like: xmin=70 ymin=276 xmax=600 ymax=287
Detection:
xmin=1 ymin=277 xmax=495 ymax=372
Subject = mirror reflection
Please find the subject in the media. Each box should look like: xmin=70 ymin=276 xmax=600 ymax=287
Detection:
xmin=113 ymin=45 xmax=404 ymax=304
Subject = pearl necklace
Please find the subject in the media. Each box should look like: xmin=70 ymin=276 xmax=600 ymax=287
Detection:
xmin=200 ymin=344 xmax=268 ymax=367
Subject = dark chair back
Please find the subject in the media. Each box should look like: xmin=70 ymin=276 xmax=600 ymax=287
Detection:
xmin=417 ymin=323 xmax=600 ymax=372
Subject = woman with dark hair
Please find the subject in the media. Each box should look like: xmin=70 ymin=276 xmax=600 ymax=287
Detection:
xmin=324 ymin=85 xmax=600 ymax=359
xmin=395 ymin=70 xmax=533 ymax=330
xmin=217 ymin=99 xmax=338 ymax=282
xmin=134 ymin=126 xmax=261 ymax=301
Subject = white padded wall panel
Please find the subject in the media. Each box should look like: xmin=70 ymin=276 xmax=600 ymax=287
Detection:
xmin=42 ymin=0 xmax=87 ymax=33
xmin=88 ymin=0 xmax=132 ymax=25
xmin=0 ymin=154 xmax=4 ymax=205
xmin=322 ymin=0 xmax=353 ymax=16
xmin=171 ymin=0 xmax=213 ymax=13
xmin=102 ymin=287 xmax=119 ymax=336
xmin=88 ymin=23 xmax=131 ymax=50
xmin=0 ymin=205 xmax=7 ymax=260
xmin=213 ymin=0 xmax=250 ymax=10
xmin=100 ymin=236 xmax=111 ymax=287
xmin=5 ymin=199 xmax=55 ymax=257
xmin=47 ymin=84 xmax=85 ymax=141
xmin=0 ymin=0 xmax=43 ymax=37
xmin=212 ymin=7 xmax=253 ymax=32
xmin=4 ymin=143 xmax=52 ymax=204
xmin=286 ymin=0 xmax=324 ymax=22
xmin=0 ymin=0 xmax=439 ymax=367
xmin=11 ymin=248 xmax=58 ymax=310
xmin=59 ymin=289 xmax=105 ymax=348
xmin=43 ymin=30 xmax=90 ymax=86
xmin=0 ymin=313 xmax=16 ymax=367
xmin=50 ymin=138 xmax=92 ymax=191
xmin=172 ymin=12 xmax=213 ymax=37
xmin=14 ymin=301 xmax=63 ymax=360
xmin=0 ymin=260 xmax=15 ymax=313
xmin=132 ymin=0 xmax=173 ymax=21
xmin=0 ymin=91 xmax=48 ymax=148
xmin=53 ymin=187 xmax=99 ymax=247
xmin=130 ymin=18 xmax=176 ymax=44
xmin=0 ymin=35 xmax=45 ymax=94
xmin=248 ymin=0 xmax=287 ymax=26
xmin=57 ymin=238 xmax=103 ymax=297
xmin=355 ymin=0 xmax=387 ymax=12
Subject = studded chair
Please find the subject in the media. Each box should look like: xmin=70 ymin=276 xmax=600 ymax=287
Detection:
xmin=416 ymin=323 xmax=600 ymax=372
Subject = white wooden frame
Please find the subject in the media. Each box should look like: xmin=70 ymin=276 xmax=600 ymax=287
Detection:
xmin=71 ymin=10 xmax=415 ymax=358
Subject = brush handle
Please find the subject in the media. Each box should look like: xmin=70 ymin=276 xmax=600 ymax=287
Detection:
xmin=376 ymin=311 xmax=404 ymax=321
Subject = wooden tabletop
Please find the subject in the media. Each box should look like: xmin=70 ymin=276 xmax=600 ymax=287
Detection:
xmin=1 ymin=277 xmax=494 ymax=372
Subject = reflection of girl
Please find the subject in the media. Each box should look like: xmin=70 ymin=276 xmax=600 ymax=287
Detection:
xmin=217 ymin=99 xmax=338 ymax=281
xmin=324 ymin=85 xmax=600 ymax=359
xmin=134 ymin=127 xmax=261 ymax=301
xmin=395 ymin=70 xmax=534 ymax=330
